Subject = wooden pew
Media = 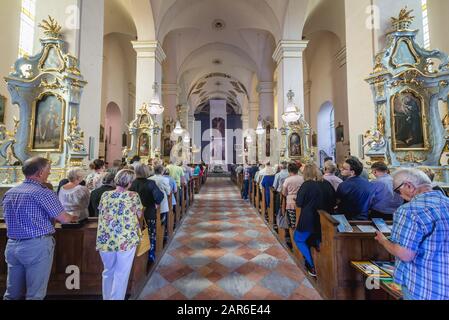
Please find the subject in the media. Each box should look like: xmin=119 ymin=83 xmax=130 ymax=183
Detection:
xmin=261 ymin=186 xmax=267 ymax=220
xmin=278 ymin=193 xmax=287 ymax=243
xmin=181 ymin=184 xmax=187 ymax=215
xmin=155 ymin=206 xmax=164 ymax=256
xmin=249 ymin=179 xmax=254 ymax=206
xmin=167 ymin=193 xmax=174 ymax=239
xmin=288 ymin=207 xmax=303 ymax=264
xmin=268 ymin=187 xmax=276 ymax=228
xmin=193 ymin=176 xmax=200 ymax=194
xmin=313 ymin=211 xmax=393 ymax=300
xmin=189 ymin=179 xmax=194 ymax=203
xmin=255 ymin=182 xmax=260 ymax=212
xmin=175 ymin=190 xmax=181 ymax=227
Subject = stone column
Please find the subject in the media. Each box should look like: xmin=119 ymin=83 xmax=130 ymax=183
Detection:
xmin=132 ymin=41 xmax=166 ymax=150
xmin=258 ymin=82 xmax=275 ymax=122
xmin=273 ymin=40 xmax=308 ymax=128
xmin=162 ymin=83 xmax=179 ymax=121
xmin=248 ymin=101 xmax=259 ymax=129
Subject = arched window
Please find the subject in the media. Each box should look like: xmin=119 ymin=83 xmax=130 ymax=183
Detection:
xmin=422 ymin=0 xmax=430 ymax=49
xmin=18 ymin=0 xmax=37 ymax=57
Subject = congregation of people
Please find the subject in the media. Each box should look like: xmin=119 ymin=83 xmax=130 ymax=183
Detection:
xmin=1 ymin=156 xmax=205 ymax=300
xmin=237 ymin=156 xmax=449 ymax=300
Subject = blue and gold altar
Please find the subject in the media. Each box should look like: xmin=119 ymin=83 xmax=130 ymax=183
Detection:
xmin=0 ymin=17 xmax=88 ymax=185
xmin=365 ymin=8 xmax=449 ymax=182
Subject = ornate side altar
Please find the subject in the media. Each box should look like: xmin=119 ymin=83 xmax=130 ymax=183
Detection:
xmin=280 ymin=117 xmax=313 ymax=164
xmin=365 ymin=8 xmax=449 ymax=182
xmin=124 ymin=104 xmax=160 ymax=164
xmin=0 ymin=17 xmax=87 ymax=184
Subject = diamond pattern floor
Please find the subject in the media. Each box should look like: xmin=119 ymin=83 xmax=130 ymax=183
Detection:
xmin=138 ymin=178 xmax=322 ymax=300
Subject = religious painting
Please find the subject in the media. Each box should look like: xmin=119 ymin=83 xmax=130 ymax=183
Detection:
xmin=289 ymin=133 xmax=302 ymax=159
xmin=100 ymin=125 xmax=105 ymax=143
xmin=122 ymin=132 xmax=128 ymax=147
xmin=30 ymin=93 xmax=65 ymax=152
xmin=336 ymin=122 xmax=344 ymax=143
xmin=212 ymin=117 xmax=226 ymax=139
xmin=40 ymin=45 xmax=65 ymax=72
xmin=391 ymin=90 xmax=428 ymax=151
xmin=140 ymin=114 xmax=149 ymax=125
xmin=164 ymin=138 xmax=173 ymax=157
xmin=311 ymin=131 xmax=318 ymax=148
xmin=138 ymin=133 xmax=150 ymax=157
xmin=0 ymin=95 xmax=6 ymax=124
xmin=266 ymin=125 xmax=271 ymax=158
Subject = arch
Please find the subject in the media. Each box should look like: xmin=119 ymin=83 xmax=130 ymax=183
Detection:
xmin=317 ymin=101 xmax=336 ymax=166
xmin=282 ymin=0 xmax=309 ymax=40
xmin=104 ymin=0 xmax=137 ymax=37
xmin=105 ymin=102 xmax=123 ymax=164
xmin=122 ymin=0 xmax=156 ymax=40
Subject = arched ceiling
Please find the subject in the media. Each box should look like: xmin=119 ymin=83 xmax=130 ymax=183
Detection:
xmin=104 ymin=0 xmax=137 ymax=37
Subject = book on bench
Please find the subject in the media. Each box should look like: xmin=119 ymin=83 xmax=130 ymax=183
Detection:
xmin=333 ymin=215 xmax=354 ymax=233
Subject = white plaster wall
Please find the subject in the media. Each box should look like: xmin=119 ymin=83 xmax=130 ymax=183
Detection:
xmin=100 ymin=33 xmax=136 ymax=157
xmin=0 ymin=0 xmax=21 ymax=132
xmin=428 ymin=0 xmax=449 ymax=53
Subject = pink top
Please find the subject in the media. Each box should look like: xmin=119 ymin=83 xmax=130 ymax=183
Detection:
xmin=323 ymin=174 xmax=343 ymax=191
xmin=282 ymin=175 xmax=304 ymax=210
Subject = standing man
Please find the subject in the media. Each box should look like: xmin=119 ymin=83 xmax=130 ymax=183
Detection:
xmin=375 ymin=169 xmax=449 ymax=300
xmin=2 ymin=157 xmax=76 ymax=300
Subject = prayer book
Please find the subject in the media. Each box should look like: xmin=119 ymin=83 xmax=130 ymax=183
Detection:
xmin=333 ymin=215 xmax=354 ymax=233
xmin=372 ymin=218 xmax=392 ymax=233
xmin=350 ymin=261 xmax=391 ymax=278
xmin=357 ymin=225 xmax=378 ymax=233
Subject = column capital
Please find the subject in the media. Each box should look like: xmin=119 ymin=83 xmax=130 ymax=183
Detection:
xmin=132 ymin=41 xmax=166 ymax=63
xmin=273 ymin=40 xmax=308 ymax=65
xmin=248 ymin=101 xmax=259 ymax=112
xmin=162 ymin=83 xmax=179 ymax=96
xmin=257 ymin=82 xmax=275 ymax=94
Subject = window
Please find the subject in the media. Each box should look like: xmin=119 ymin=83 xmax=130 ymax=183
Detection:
xmin=422 ymin=0 xmax=430 ymax=49
xmin=18 ymin=0 xmax=36 ymax=57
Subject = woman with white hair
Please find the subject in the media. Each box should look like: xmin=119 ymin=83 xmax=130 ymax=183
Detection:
xmin=375 ymin=168 xmax=449 ymax=300
xmin=58 ymin=168 xmax=90 ymax=220
xmin=96 ymin=169 xmax=143 ymax=300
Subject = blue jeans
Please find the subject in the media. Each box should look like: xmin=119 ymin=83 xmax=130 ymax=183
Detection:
xmin=294 ymin=231 xmax=315 ymax=269
xmin=242 ymin=180 xmax=249 ymax=199
xmin=4 ymin=236 xmax=55 ymax=300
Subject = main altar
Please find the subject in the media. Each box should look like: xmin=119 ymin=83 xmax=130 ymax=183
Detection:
xmin=0 ymin=17 xmax=88 ymax=185
xmin=365 ymin=8 xmax=449 ymax=182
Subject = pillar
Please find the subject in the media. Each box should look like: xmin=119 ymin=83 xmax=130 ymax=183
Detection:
xmin=162 ymin=83 xmax=179 ymax=121
xmin=258 ymin=82 xmax=275 ymax=121
xmin=273 ymin=40 xmax=308 ymax=128
xmin=132 ymin=40 xmax=166 ymax=150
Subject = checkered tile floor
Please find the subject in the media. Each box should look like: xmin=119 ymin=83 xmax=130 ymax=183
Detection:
xmin=138 ymin=178 xmax=322 ymax=300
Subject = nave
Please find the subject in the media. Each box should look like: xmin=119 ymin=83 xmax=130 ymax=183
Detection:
xmin=138 ymin=178 xmax=321 ymax=300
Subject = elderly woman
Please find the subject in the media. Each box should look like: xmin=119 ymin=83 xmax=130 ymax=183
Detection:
xmin=86 ymin=159 xmax=106 ymax=191
xmin=58 ymin=168 xmax=90 ymax=220
xmin=130 ymin=164 xmax=164 ymax=262
xmin=295 ymin=163 xmax=336 ymax=277
xmin=96 ymin=169 xmax=143 ymax=300
xmin=323 ymin=161 xmax=343 ymax=191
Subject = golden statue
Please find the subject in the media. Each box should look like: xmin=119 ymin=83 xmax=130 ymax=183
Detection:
xmin=377 ymin=113 xmax=386 ymax=135
xmin=391 ymin=7 xmax=415 ymax=25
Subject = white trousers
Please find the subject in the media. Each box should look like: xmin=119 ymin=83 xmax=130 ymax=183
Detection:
xmin=99 ymin=247 xmax=136 ymax=300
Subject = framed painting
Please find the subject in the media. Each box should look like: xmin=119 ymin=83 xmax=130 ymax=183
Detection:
xmin=336 ymin=122 xmax=344 ymax=143
xmin=266 ymin=125 xmax=271 ymax=158
xmin=100 ymin=125 xmax=105 ymax=143
xmin=0 ymin=95 xmax=6 ymax=124
xmin=289 ymin=133 xmax=302 ymax=159
xmin=163 ymin=138 xmax=173 ymax=157
xmin=30 ymin=92 xmax=66 ymax=152
xmin=122 ymin=132 xmax=128 ymax=147
xmin=391 ymin=89 xmax=429 ymax=151
xmin=138 ymin=133 xmax=150 ymax=157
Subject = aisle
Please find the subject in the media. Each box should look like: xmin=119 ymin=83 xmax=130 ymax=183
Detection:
xmin=138 ymin=178 xmax=322 ymax=300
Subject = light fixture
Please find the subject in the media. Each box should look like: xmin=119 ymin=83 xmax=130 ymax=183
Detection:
xmin=148 ymin=82 xmax=164 ymax=115
xmin=183 ymin=135 xmax=190 ymax=144
xmin=246 ymin=135 xmax=253 ymax=144
xmin=282 ymin=90 xmax=301 ymax=123
xmin=256 ymin=116 xmax=265 ymax=135
xmin=173 ymin=120 xmax=184 ymax=135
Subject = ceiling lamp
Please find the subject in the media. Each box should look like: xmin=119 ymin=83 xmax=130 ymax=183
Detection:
xmin=173 ymin=120 xmax=184 ymax=135
xmin=148 ymin=82 xmax=164 ymax=115
xmin=256 ymin=116 xmax=265 ymax=135
xmin=282 ymin=90 xmax=301 ymax=123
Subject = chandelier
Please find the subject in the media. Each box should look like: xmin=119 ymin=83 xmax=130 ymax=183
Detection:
xmin=148 ymin=82 xmax=164 ymax=115
xmin=173 ymin=120 xmax=184 ymax=135
xmin=282 ymin=90 xmax=301 ymax=123
xmin=255 ymin=116 xmax=265 ymax=135
xmin=246 ymin=135 xmax=253 ymax=144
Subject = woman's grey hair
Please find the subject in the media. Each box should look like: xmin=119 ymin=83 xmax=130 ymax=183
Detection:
xmin=115 ymin=169 xmax=136 ymax=188
xmin=393 ymin=168 xmax=432 ymax=188
xmin=67 ymin=168 xmax=85 ymax=183
xmin=154 ymin=165 xmax=165 ymax=175
xmin=102 ymin=172 xmax=116 ymax=186
xmin=324 ymin=161 xmax=337 ymax=174
xmin=134 ymin=164 xmax=151 ymax=179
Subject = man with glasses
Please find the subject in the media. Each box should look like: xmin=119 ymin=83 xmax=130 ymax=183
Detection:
xmin=375 ymin=168 xmax=449 ymax=300
xmin=336 ymin=158 xmax=374 ymax=220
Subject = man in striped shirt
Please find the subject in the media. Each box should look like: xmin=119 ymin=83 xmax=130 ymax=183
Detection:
xmin=375 ymin=168 xmax=449 ymax=300
xmin=2 ymin=157 xmax=76 ymax=300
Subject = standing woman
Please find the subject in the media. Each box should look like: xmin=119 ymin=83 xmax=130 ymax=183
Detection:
xmin=86 ymin=159 xmax=106 ymax=191
xmin=96 ymin=169 xmax=143 ymax=300
xmin=58 ymin=168 xmax=90 ymax=220
xmin=295 ymin=163 xmax=336 ymax=277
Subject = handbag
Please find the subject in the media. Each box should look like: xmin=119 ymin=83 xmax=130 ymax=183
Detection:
xmin=276 ymin=209 xmax=289 ymax=229
xmin=136 ymin=218 xmax=151 ymax=257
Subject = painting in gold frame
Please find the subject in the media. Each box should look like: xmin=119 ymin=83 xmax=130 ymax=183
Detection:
xmin=29 ymin=92 xmax=66 ymax=152
xmin=138 ymin=133 xmax=150 ymax=157
xmin=0 ymin=95 xmax=6 ymax=124
xmin=390 ymin=89 xmax=430 ymax=152
xmin=289 ymin=133 xmax=302 ymax=159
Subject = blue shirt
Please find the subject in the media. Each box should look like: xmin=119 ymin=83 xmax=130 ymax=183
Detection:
xmin=370 ymin=174 xmax=404 ymax=215
xmin=165 ymin=176 xmax=177 ymax=206
xmin=336 ymin=176 xmax=374 ymax=220
xmin=2 ymin=179 xmax=65 ymax=240
xmin=391 ymin=191 xmax=449 ymax=300
xmin=261 ymin=175 xmax=276 ymax=208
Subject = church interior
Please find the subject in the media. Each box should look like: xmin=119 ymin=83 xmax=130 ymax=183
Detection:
xmin=0 ymin=0 xmax=449 ymax=301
